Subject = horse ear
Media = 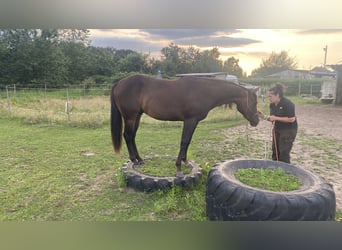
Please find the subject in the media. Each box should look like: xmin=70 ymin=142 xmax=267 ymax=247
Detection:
xmin=252 ymin=87 xmax=259 ymax=93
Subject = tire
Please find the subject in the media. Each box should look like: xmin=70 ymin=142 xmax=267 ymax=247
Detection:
xmin=206 ymin=159 xmax=336 ymax=221
xmin=122 ymin=155 xmax=202 ymax=192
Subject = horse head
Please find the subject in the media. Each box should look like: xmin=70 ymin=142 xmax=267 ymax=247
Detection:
xmin=236 ymin=86 xmax=259 ymax=127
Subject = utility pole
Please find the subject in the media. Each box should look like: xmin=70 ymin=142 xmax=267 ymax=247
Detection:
xmin=323 ymin=45 xmax=328 ymax=67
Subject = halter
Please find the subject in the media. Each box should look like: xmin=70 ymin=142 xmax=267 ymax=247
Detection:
xmin=242 ymin=88 xmax=258 ymax=118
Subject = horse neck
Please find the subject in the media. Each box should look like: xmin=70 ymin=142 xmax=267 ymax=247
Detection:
xmin=215 ymin=82 xmax=248 ymax=106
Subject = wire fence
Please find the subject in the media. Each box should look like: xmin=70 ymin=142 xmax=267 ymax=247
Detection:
xmin=0 ymin=84 xmax=112 ymax=127
xmin=0 ymin=81 xmax=326 ymax=127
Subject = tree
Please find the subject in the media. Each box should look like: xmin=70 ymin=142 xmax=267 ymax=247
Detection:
xmin=251 ymin=51 xmax=297 ymax=77
xmin=0 ymin=29 xmax=38 ymax=84
xmin=87 ymin=47 xmax=117 ymax=76
xmin=0 ymin=29 xmax=91 ymax=85
xmin=60 ymin=42 xmax=91 ymax=84
xmin=58 ymin=29 xmax=90 ymax=46
xmin=33 ymin=35 xmax=68 ymax=85
xmin=160 ymin=43 xmax=184 ymax=75
xmin=118 ymin=52 xmax=148 ymax=73
xmin=193 ymin=47 xmax=223 ymax=73
xmin=223 ymin=56 xmax=244 ymax=77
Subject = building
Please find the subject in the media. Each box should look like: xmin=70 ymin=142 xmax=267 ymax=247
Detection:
xmin=265 ymin=69 xmax=311 ymax=79
xmin=264 ymin=67 xmax=336 ymax=79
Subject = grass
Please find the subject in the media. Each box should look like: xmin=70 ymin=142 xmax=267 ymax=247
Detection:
xmin=235 ymin=168 xmax=302 ymax=192
xmin=135 ymin=156 xmax=192 ymax=176
xmin=0 ymin=91 xmax=341 ymax=221
xmin=0 ymin=97 xmax=246 ymax=221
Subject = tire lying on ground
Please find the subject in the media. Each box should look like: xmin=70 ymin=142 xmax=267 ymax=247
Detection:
xmin=122 ymin=155 xmax=202 ymax=192
xmin=206 ymin=159 xmax=336 ymax=221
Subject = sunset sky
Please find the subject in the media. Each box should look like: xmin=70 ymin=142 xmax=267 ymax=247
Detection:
xmin=1 ymin=0 xmax=342 ymax=76
xmin=89 ymin=29 xmax=342 ymax=76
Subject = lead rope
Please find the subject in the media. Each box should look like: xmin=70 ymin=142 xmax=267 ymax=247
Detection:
xmin=264 ymin=123 xmax=270 ymax=159
xmin=245 ymin=121 xmax=250 ymax=157
xmin=272 ymin=121 xmax=279 ymax=161
xmin=261 ymin=87 xmax=275 ymax=161
xmin=245 ymin=91 xmax=251 ymax=158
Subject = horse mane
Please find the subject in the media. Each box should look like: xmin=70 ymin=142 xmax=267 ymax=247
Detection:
xmin=184 ymin=76 xmax=246 ymax=88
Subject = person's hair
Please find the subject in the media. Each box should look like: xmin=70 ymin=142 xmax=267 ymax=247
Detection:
xmin=269 ymin=83 xmax=285 ymax=98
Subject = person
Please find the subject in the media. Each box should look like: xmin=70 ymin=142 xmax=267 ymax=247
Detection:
xmin=258 ymin=83 xmax=298 ymax=163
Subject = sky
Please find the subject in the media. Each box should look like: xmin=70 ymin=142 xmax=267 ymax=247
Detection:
xmin=1 ymin=1 xmax=342 ymax=76
xmin=89 ymin=29 xmax=342 ymax=76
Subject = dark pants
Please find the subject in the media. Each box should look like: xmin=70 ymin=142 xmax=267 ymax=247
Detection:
xmin=272 ymin=127 xmax=297 ymax=163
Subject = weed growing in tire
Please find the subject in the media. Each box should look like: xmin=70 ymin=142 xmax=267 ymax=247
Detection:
xmin=137 ymin=157 xmax=192 ymax=177
xmin=235 ymin=168 xmax=302 ymax=192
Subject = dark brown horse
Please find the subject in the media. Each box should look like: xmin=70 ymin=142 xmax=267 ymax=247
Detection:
xmin=111 ymin=74 xmax=259 ymax=177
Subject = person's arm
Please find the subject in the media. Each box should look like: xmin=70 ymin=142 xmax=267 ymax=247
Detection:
xmin=268 ymin=115 xmax=296 ymax=123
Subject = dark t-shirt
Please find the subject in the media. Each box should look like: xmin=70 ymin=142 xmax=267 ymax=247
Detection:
xmin=270 ymin=97 xmax=298 ymax=130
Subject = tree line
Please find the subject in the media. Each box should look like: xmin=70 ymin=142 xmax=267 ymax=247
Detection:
xmin=0 ymin=29 xmax=297 ymax=87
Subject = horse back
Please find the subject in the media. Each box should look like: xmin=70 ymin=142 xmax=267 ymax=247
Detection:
xmin=114 ymin=74 xmax=236 ymax=121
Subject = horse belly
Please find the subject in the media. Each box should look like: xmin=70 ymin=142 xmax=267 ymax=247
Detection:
xmin=143 ymin=102 xmax=183 ymax=121
xmin=143 ymin=98 xmax=206 ymax=121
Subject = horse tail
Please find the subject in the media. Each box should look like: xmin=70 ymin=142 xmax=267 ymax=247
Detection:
xmin=110 ymin=84 xmax=122 ymax=154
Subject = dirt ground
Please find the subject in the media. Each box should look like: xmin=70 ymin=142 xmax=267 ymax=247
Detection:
xmin=228 ymin=104 xmax=342 ymax=210
xmin=294 ymin=105 xmax=342 ymax=210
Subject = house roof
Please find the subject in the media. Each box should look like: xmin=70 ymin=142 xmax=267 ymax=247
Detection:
xmin=310 ymin=66 xmax=336 ymax=77
xmin=176 ymin=72 xmax=227 ymax=77
xmin=264 ymin=69 xmax=309 ymax=78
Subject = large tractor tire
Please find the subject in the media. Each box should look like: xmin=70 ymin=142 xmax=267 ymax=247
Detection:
xmin=206 ymin=159 xmax=336 ymax=221
xmin=122 ymin=156 xmax=202 ymax=192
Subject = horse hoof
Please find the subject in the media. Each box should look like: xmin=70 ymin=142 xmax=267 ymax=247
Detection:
xmin=185 ymin=161 xmax=193 ymax=168
xmin=176 ymin=171 xmax=184 ymax=178
xmin=132 ymin=160 xmax=145 ymax=167
xmin=137 ymin=160 xmax=145 ymax=165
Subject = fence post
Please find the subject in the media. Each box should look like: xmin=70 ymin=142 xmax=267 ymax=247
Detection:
xmin=65 ymin=88 xmax=70 ymax=122
xmin=6 ymin=85 xmax=12 ymax=116
xmin=298 ymin=82 xmax=301 ymax=96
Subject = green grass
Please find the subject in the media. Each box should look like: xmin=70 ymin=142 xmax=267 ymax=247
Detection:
xmin=135 ymin=156 xmax=192 ymax=176
xmin=235 ymin=168 xmax=302 ymax=192
xmin=0 ymin=93 xmax=341 ymax=221
xmin=0 ymin=103 xmax=245 ymax=221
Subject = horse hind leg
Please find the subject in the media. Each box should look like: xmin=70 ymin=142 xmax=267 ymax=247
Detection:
xmin=123 ymin=115 xmax=144 ymax=165
xmin=176 ymin=119 xmax=199 ymax=177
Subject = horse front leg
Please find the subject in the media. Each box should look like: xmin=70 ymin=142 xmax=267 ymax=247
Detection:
xmin=176 ymin=119 xmax=199 ymax=177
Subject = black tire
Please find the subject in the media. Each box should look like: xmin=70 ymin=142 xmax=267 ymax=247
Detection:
xmin=206 ymin=159 xmax=336 ymax=221
xmin=122 ymin=155 xmax=202 ymax=192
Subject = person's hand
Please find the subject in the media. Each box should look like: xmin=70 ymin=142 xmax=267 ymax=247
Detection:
xmin=288 ymin=117 xmax=296 ymax=123
xmin=268 ymin=115 xmax=276 ymax=122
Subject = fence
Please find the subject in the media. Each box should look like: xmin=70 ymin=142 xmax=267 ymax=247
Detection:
xmin=0 ymin=81 xmax=325 ymax=127
xmin=242 ymin=78 xmax=325 ymax=97
xmin=0 ymin=84 xmax=112 ymax=127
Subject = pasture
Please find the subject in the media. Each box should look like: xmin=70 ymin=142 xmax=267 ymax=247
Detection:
xmin=1 ymin=89 xmax=341 ymax=221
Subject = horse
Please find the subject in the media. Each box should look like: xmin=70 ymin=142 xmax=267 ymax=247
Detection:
xmin=111 ymin=74 xmax=259 ymax=177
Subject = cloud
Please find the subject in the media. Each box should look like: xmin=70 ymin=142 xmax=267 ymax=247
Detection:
xmin=176 ymin=36 xmax=260 ymax=48
xmin=91 ymin=36 xmax=163 ymax=53
xmin=90 ymin=29 xmax=260 ymax=53
xmin=141 ymin=29 xmax=234 ymax=39
xmin=296 ymin=29 xmax=342 ymax=35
